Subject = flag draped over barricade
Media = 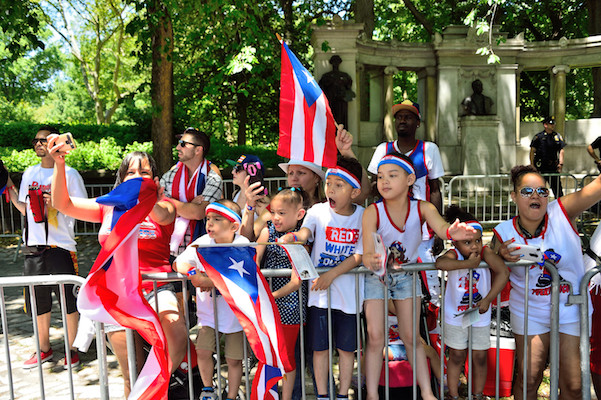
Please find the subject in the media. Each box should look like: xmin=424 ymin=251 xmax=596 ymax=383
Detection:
xmin=77 ymin=177 xmax=170 ymax=400
xmin=278 ymin=37 xmax=337 ymax=168
xmin=196 ymin=246 xmax=293 ymax=400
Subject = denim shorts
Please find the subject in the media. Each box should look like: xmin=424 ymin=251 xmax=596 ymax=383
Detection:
xmin=364 ymin=271 xmax=422 ymax=301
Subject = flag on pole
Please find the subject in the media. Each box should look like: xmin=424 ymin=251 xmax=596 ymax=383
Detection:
xmin=278 ymin=37 xmax=338 ymax=168
xmin=196 ymin=246 xmax=294 ymax=400
xmin=77 ymin=178 xmax=170 ymax=400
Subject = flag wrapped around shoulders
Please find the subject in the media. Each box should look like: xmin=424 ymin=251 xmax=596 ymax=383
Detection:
xmin=196 ymin=246 xmax=294 ymax=400
xmin=77 ymin=177 xmax=170 ymax=400
xmin=278 ymin=38 xmax=337 ymax=168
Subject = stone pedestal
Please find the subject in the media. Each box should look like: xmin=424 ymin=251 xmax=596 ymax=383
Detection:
xmin=460 ymin=116 xmax=501 ymax=176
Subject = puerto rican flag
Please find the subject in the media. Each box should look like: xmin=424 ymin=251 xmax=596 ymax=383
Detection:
xmin=77 ymin=178 xmax=170 ymax=400
xmin=278 ymin=38 xmax=337 ymax=168
xmin=196 ymin=246 xmax=293 ymax=400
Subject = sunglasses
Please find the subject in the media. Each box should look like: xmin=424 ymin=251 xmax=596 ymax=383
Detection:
xmin=177 ymin=139 xmax=200 ymax=148
xmin=519 ymin=186 xmax=550 ymax=198
xmin=32 ymin=138 xmax=48 ymax=146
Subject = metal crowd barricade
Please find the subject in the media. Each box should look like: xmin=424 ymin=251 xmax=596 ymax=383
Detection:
xmin=0 ymin=274 xmax=110 ymax=400
xmin=446 ymin=174 xmax=579 ymax=227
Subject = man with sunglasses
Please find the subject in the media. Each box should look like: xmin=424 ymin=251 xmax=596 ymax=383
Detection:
xmin=160 ymin=127 xmax=223 ymax=257
xmin=530 ymin=116 xmax=566 ymax=197
xmin=5 ymin=125 xmax=87 ymax=369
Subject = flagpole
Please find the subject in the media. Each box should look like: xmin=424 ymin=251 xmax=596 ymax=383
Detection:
xmin=191 ymin=242 xmax=304 ymax=248
xmin=276 ymin=32 xmax=282 ymax=42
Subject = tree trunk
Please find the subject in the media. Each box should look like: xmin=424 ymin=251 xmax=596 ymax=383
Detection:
xmin=354 ymin=0 xmax=374 ymax=39
xmin=588 ymin=0 xmax=601 ymax=117
xmin=149 ymin=0 xmax=174 ymax=175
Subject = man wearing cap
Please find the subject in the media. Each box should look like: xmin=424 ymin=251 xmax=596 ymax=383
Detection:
xmin=367 ymin=99 xmax=445 ymax=298
xmin=586 ymin=136 xmax=601 ymax=173
xmin=530 ymin=116 xmax=565 ymax=197
xmin=160 ymin=127 xmax=223 ymax=256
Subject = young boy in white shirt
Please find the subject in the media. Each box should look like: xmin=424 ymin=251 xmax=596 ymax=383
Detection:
xmin=280 ymin=156 xmax=364 ymax=400
xmin=174 ymin=199 xmax=246 ymax=400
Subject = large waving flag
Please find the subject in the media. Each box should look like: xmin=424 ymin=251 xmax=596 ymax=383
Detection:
xmin=196 ymin=246 xmax=293 ymax=400
xmin=77 ymin=178 xmax=170 ymax=400
xmin=278 ymin=38 xmax=337 ymax=168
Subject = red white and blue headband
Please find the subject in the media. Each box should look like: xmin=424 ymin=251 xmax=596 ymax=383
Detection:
xmin=325 ymin=167 xmax=361 ymax=189
xmin=377 ymin=154 xmax=416 ymax=176
xmin=205 ymin=203 xmax=242 ymax=224
xmin=466 ymin=220 xmax=483 ymax=233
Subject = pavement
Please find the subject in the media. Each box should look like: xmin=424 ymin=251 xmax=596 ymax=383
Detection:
xmin=0 ymin=236 xmax=126 ymax=400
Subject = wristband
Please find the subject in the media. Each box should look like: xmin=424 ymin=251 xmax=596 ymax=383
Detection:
xmin=187 ymin=267 xmax=197 ymax=276
xmin=246 ymin=205 xmax=255 ymax=211
xmin=291 ymin=233 xmax=298 ymax=242
xmin=446 ymin=227 xmax=452 ymax=240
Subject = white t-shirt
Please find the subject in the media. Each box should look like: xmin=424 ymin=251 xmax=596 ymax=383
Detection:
xmin=367 ymin=140 xmax=444 ymax=201
xmin=302 ymin=202 xmax=364 ymax=314
xmin=443 ymin=249 xmax=491 ymax=327
xmin=176 ymin=234 xmax=248 ymax=333
xmin=19 ymin=164 xmax=87 ymax=252
xmin=493 ymin=200 xmax=591 ymax=326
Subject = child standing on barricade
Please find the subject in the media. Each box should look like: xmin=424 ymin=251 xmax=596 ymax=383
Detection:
xmin=173 ymin=199 xmax=246 ymax=400
xmin=362 ymin=152 xmax=477 ymax=400
xmin=255 ymin=187 xmax=308 ymax=400
xmin=435 ymin=206 xmax=509 ymax=400
xmin=279 ymin=155 xmax=365 ymax=400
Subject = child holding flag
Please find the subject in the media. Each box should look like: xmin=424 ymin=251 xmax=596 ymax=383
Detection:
xmin=173 ymin=199 xmax=247 ymax=400
xmin=362 ymin=153 xmax=477 ymax=400
xmin=280 ymin=155 xmax=365 ymax=400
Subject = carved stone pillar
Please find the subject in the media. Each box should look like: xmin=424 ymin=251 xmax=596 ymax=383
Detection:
xmin=424 ymin=67 xmax=437 ymax=142
xmin=551 ymin=65 xmax=570 ymax=137
xmin=383 ymin=66 xmax=398 ymax=142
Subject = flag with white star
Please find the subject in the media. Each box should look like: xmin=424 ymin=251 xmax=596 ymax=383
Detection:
xmin=196 ymin=245 xmax=293 ymax=399
xmin=278 ymin=38 xmax=337 ymax=168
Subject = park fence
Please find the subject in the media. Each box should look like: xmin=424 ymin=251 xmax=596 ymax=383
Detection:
xmin=0 ymin=258 xmax=581 ymax=400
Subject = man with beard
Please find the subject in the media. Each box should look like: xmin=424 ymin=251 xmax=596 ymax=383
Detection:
xmin=160 ymin=127 xmax=223 ymax=257
xmin=5 ymin=125 xmax=87 ymax=369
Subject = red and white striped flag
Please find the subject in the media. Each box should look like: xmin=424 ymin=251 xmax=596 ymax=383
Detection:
xmin=278 ymin=38 xmax=337 ymax=168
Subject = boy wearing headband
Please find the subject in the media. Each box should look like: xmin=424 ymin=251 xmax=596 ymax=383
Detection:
xmin=173 ymin=199 xmax=246 ymax=400
xmin=280 ymin=155 xmax=364 ymax=400
xmin=435 ymin=206 xmax=508 ymax=400
xmin=362 ymin=152 xmax=477 ymax=400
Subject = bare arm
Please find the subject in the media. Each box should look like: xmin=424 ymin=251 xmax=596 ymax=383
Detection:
xmin=435 ymin=249 xmax=479 ymax=271
xmin=420 ymin=200 xmax=476 ymax=241
xmin=479 ymin=246 xmax=510 ymax=313
xmin=336 ymin=124 xmax=371 ymax=204
xmin=560 ymin=174 xmax=601 ymax=223
xmin=361 ymin=204 xmax=381 ymax=271
xmin=279 ymin=227 xmax=312 ymax=244
xmin=255 ymin=227 xmax=269 ymax=265
xmin=6 ymin=176 xmax=26 ymax=215
xmin=311 ymin=253 xmax=362 ymax=291
xmin=428 ymin=178 xmax=442 ymax=213
xmin=239 ymin=179 xmax=266 ymax=241
xmin=272 ymin=268 xmax=302 ymax=299
xmin=150 ymin=198 xmax=176 ymax=225
xmin=529 ymin=147 xmax=536 ymax=166
xmin=558 ymin=148 xmax=565 ymax=172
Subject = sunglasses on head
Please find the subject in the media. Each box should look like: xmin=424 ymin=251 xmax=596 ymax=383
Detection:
xmin=32 ymin=138 xmax=48 ymax=146
xmin=177 ymin=139 xmax=200 ymax=148
xmin=519 ymin=186 xmax=549 ymax=198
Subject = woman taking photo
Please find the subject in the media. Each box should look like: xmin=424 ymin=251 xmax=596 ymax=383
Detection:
xmin=49 ymin=139 xmax=187 ymax=397
xmin=492 ymin=165 xmax=601 ymax=400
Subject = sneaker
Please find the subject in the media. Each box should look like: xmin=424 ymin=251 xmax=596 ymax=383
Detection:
xmin=200 ymin=387 xmax=217 ymax=400
xmin=23 ymin=348 xmax=53 ymax=369
xmin=63 ymin=351 xmax=80 ymax=369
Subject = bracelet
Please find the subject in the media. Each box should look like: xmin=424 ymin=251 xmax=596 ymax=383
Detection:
xmin=246 ymin=205 xmax=255 ymax=211
xmin=187 ymin=268 xmax=197 ymax=276
xmin=291 ymin=233 xmax=298 ymax=242
xmin=446 ymin=227 xmax=452 ymax=240
xmin=8 ymin=185 xmax=15 ymax=191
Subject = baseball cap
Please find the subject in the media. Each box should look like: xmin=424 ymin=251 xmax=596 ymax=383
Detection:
xmin=542 ymin=116 xmax=555 ymax=124
xmin=392 ymin=99 xmax=421 ymax=120
xmin=278 ymin=160 xmax=325 ymax=180
xmin=226 ymin=154 xmax=264 ymax=171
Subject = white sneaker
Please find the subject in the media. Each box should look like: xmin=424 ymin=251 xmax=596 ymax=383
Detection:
xmin=200 ymin=387 xmax=217 ymax=400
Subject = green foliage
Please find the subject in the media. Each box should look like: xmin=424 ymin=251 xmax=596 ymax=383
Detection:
xmin=0 ymin=148 xmax=40 ymax=171
xmin=0 ymin=122 xmax=148 ymax=150
xmin=0 ymin=0 xmax=46 ymax=62
xmin=208 ymin=141 xmax=286 ymax=170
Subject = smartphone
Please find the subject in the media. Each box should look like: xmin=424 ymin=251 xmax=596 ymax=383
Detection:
xmin=55 ymin=132 xmax=76 ymax=152
xmin=508 ymin=243 xmax=543 ymax=263
xmin=244 ymin=162 xmax=268 ymax=196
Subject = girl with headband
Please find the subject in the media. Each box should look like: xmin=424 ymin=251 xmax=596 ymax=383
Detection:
xmin=435 ymin=206 xmax=508 ymax=400
xmin=362 ymin=152 xmax=477 ymax=400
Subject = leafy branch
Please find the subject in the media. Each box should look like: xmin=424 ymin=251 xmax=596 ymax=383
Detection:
xmin=464 ymin=0 xmax=505 ymax=64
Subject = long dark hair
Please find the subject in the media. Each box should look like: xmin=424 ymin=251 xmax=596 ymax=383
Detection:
xmin=114 ymin=151 xmax=158 ymax=188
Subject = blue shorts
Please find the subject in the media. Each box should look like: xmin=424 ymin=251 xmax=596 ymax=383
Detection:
xmin=308 ymin=307 xmax=358 ymax=352
xmin=364 ymin=271 xmax=422 ymax=301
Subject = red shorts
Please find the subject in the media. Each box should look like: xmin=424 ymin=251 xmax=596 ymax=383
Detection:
xmin=281 ymin=324 xmax=300 ymax=372
xmin=591 ymin=289 xmax=601 ymax=374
